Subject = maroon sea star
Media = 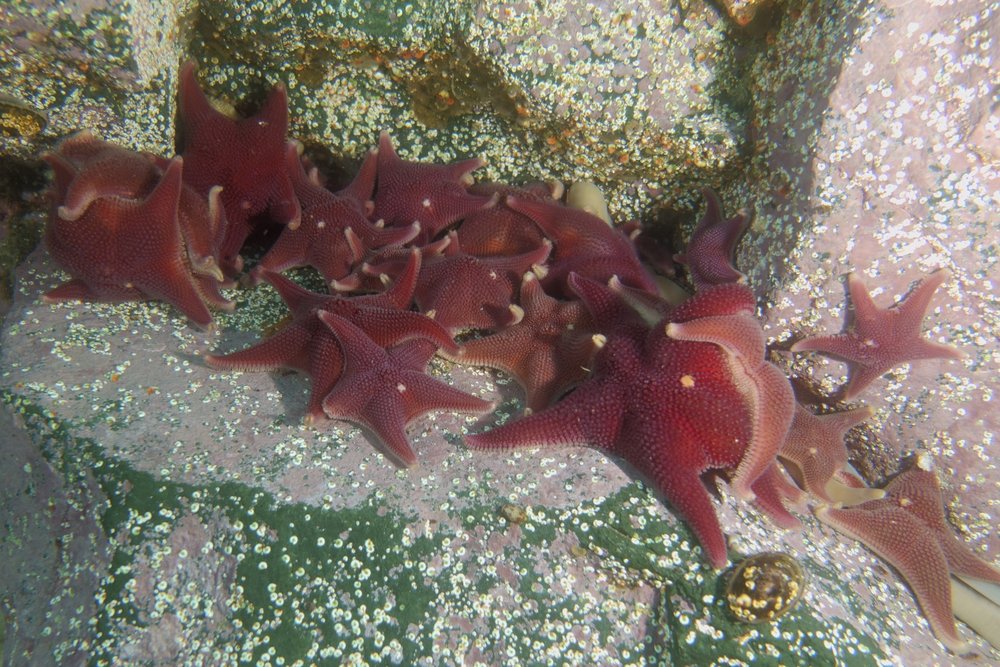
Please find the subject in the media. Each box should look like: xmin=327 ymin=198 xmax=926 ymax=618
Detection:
xmin=372 ymin=132 xmax=498 ymax=243
xmin=778 ymin=404 xmax=881 ymax=506
xmin=674 ymin=188 xmax=750 ymax=289
xmin=505 ymin=195 xmax=658 ymax=297
xmin=454 ymin=182 xmax=555 ymax=256
xmin=792 ymin=269 xmax=964 ymax=399
xmin=178 ymin=61 xmax=301 ymax=274
xmin=410 ymin=232 xmax=552 ymax=332
xmin=43 ymin=139 xmax=229 ymax=329
xmin=468 ymin=276 xmax=795 ymax=569
xmin=318 ymin=311 xmax=493 ymax=466
xmin=816 ymin=458 xmax=1000 ymax=653
xmin=440 ymin=271 xmax=599 ymax=413
xmin=206 ymin=251 xmax=455 ymax=425
xmin=249 ymin=144 xmax=418 ymax=284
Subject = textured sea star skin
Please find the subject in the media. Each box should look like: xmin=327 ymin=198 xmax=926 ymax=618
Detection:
xmin=665 ymin=283 xmax=796 ymax=502
xmin=412 ymin=232 xmax=552 ymax=333
xmin=792 ymin=269 xmax=964 ymax=399
xmin=178 ymin=61 xmax=301 ymax=274
xmin=504 ymin=196 xmax=659 ymax=297
xmin=249 ymin=145 xmax=418 ymax=284
xmin=816 ymin=464 xmax=1000 ymax=653
xmin=372 ymin=132 xmax=498 ymax=243
xmin=206 ymin=252 xmax=456 ymax=423
xmin=454 ymin=182 xmax=554 ymax=256
xmin=440 ymin=271 xmax=598 ymax=413
xmin=674 ymin=188 xmax=750 ymax=289
xmin=318 ymin=311 xmax=493 ymax=466
xmin=43 ymin=138 xmax=229 ymax=329
xmin=469 ymin=277 xmax=794 ymax=569
xmin=779 ymin=404 xmax=881 ymax=505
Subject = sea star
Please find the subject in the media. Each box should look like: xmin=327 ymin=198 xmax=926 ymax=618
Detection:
xmin=249 ymin=144 xmax=418 ymax=285
xmin=792 ymin=270 xmax=964 ymax=399
xmin=778 ymin=404 xmax=882 ymax=506
xmin=504 ymin=195 xmax=658 ymax=297
xmin=206 ymin=251 xmax=455 ymax=425
xmin=674 ymin=188 xmax=750 ymax=289
xmin=440 ymin=271 xmax=599 ymax=413
xmin=469 ymin=275 xmax=795 ymax=569
xmin=408 ymin=232 xmax=552 ymax=332
xmin=454 ymin=182 xmax=556 ymax=256
xmin=43 ymin=139 xmax=229 ymax=329
xmin=318 ymin=311 xmax=493 ymax=466
xmin=371 ymin=132 xmax=498 ymax=243
xmin=816 ymin=458 xmax=1000 ymax=653
xmin=178 ymin=61 xmax=301 ymax=274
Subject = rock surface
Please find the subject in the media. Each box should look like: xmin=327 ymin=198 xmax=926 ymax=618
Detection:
xmin=2 ymin=0 xmax=998 ymax=665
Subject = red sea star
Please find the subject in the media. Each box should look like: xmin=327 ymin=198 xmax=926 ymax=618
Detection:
xmin=778 ymin=404 xmax=882 ymax=506
xmin=454 ymin=182 xmax=556 ymax=256
xmin=249 ymin=144 xmax=418 ymax=284
xmin=371 ymin=132 xmax=498 ymax=243
xmin=816 ymin=459 xmax=1000 ymax=653
xmin=410 ymin=232 xmax=552 ymax=332
xmin=505 ymin=196 xmax=658 ymax=297
xmin=791 ymin=269 xmax=964 ymax=399
xmin=43 ymin=143 xmax=228 ymax=329
xmin=318 ymin=311 xmax=493 ymax=466
xmin=178 ymin=61 xmax=301 ymax=274
xmin=674 ymin=188 xmax=750 ymax=289
xmin=440 ymin=271 xmax=599 ymax=413
xmin=468 ymin=276 xmax=794 ymax=569
xmin=205 ymin=252 xmax=455 ymax=425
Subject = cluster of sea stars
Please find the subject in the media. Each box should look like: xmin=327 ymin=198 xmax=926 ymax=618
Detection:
xmin=40 ymin=62 xmax=998 ymax=653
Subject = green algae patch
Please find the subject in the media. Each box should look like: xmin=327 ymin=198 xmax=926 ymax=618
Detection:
xmin=3 ymin=387 xmax=888 ymax=665
xmin=563 ymin=484 xmax=888 ymax=666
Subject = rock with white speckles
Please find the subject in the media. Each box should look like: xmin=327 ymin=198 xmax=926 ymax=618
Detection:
xmin=1 ymin=0 xmax=744 ymax=220
xmin=739 ymin=0 xmax=999 ymax=660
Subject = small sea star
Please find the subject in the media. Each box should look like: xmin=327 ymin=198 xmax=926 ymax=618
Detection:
xmin=792 ymin=270 xmax=964 ymax=399
xmin=319 ymin=310 xmax=493 ymax=466
xmin=206 ymin=252 xmax=455 ymax=424
xmin=249 ymin=144 xmax=418 ymax=284
xmin=372 ymin=132 xmax=498 ymax=243
xmin=674 ymin=188 xmax=750 ymax=289
xmin=441 ymin=271 xmax=598 ymax=413
xmin=779 ymin=404 xmax=882 ymax=506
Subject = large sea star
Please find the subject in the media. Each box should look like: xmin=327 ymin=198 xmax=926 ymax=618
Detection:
xmin=43 ymin=134 xmax=231 ymax=329
xmin=468 ymin=274 xmax=795 ymax=569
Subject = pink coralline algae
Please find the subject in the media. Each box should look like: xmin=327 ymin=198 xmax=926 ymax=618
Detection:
xmin=39 ymin=62 xmax=994 ymax=653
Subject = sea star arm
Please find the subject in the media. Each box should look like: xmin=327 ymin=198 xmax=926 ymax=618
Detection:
xmin=466 ymin=378 xmax=624 ymax=451
xmin=647 ymin=463 xmax=733 ymax=569
xmin=750 ymin=462 xmax=805 ymax=529
xmin=674 ymin=188 xmax=749 ymax=289
xmin=816 ymin=504 xmax=970 ymax=653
